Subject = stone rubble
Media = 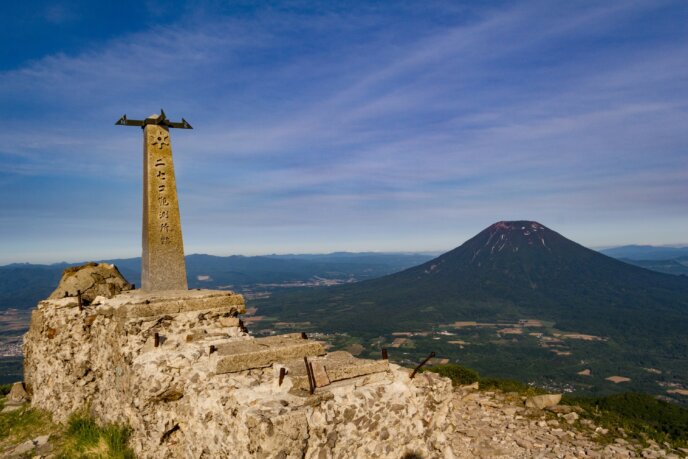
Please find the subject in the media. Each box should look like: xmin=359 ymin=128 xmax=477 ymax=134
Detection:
xmin=446 ymin=386 xmax=684 ymax=458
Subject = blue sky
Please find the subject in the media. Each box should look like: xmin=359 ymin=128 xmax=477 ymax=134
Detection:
xmin=1 ymin=1 xmax=687 ymax=264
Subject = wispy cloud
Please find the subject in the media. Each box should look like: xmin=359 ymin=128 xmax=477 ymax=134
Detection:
xmin=0 ymin=0 xmax=686 ymax=263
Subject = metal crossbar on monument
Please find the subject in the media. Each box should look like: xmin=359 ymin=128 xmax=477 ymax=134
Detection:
xmin=115 ymin=109 xmax=193 ymax=130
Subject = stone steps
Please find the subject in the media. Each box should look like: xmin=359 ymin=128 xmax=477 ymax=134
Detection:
xmin=212 ymin=333 xmax=326 ymax=374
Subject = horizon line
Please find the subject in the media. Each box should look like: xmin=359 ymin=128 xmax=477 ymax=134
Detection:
xmin=3 ymin=243 xmax=688 ymax=267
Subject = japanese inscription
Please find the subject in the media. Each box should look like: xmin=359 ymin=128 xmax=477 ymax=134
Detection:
xmin=154 ymin=157 xmax=170 ymax=243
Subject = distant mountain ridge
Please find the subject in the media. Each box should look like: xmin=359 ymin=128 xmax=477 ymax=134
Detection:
xmin=259 ymin=220 xmax=688 ymax=351
xmin=0 ymin=252 xmax=433 ymax=310
xmin=601 ymin=245 xmax=688 ymax=276
xmin=601 ymin=245 xmax=688 ymax=261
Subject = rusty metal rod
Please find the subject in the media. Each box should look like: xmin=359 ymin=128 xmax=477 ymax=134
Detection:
xmin=304 ymin=357 xmax=315 ymax=394
xmin=154 ymin=332 xmax=160 ymax=348
xmin=77 ymin=290 xmax=83 ymax=310
xmin=308 ymin=362 xmax=317 ymax=393
xmin=410 ymin=352 xmax=436 ymax=379
xmin=278 ymin=367 xmax=286 ymax=386
xmin=381 ymin=348 xmax=388 ymax=360
xmin=301 ymin=332 xmax=308 ymax=340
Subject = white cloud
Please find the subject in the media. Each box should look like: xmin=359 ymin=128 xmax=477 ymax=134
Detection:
xmin=0 ymin=0 xmax=687 ymax=262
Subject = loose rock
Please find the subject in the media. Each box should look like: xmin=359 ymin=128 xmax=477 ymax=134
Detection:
xmin=48 ymin=262 xmax=133 ymax=304
xmin=525 ymin=393 xmax=562 ymax=410
xmin=7 ymin=381 xmax=28 ymax=403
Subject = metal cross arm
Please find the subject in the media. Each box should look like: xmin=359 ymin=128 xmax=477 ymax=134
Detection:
xmin=115 ymin=109 xmax=193 ymax=129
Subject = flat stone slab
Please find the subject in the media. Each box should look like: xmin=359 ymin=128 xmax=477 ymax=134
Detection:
xmin=283 ymin=351 xmax=390 ymax=390
xmin=310 ymin=361 xmax=331 ymax=387
xmin=87 ymin=289 xmax=245 ymax=319
xmin=213 ymin=334 xmax=326 ymax=374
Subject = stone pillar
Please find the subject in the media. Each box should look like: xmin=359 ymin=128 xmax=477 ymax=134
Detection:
xmin=141 ymin=120 xmax=188 ymax=291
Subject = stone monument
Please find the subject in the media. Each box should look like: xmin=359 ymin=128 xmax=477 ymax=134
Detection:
xmin=116 ymin=110 xmax=192 ymax=291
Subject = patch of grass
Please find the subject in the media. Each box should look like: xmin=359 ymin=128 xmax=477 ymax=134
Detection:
xmin=479 ymin=377 xmax=547 ymax=396
xmin=0 ymin=384 xmax=11 ymax=396
xmin=422 ymin=363 xmax=545 ymax=396
xmin=0 ymin=403 xmax=56 ymax=450
xmin=423 ymin=364 xmax=479 ymax=386
xmin=0 ymin=402 xmax=135 ymax=458
xmin=57 ymin=413 xmax=135 ymax=459
xmin=65 ymin=415 xmax=101 ymax=449
xmin=564 ymin=392 xmax=688 ymax=450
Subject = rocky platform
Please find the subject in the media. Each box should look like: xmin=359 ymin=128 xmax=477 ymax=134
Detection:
xmin=23 ymin=288 xmax=456 ymax=458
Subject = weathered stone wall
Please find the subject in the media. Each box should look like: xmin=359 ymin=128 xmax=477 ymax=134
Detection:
xmin=23 ymin=289 xmax=458 ymax=458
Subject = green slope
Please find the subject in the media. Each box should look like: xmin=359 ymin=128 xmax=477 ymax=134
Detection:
xmin=257 ymin=221 xmax=688 ymax=381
